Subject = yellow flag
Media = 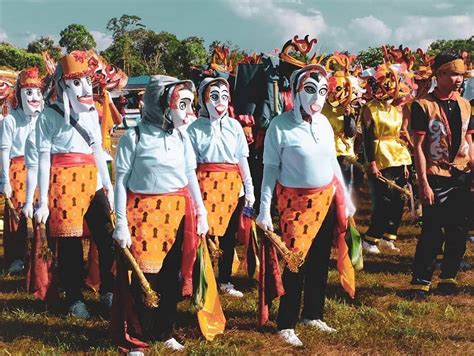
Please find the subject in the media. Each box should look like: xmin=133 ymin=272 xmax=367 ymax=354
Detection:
xmin=101 ymin=90 xmax=114 ymax=152
xmin=197 ymin=238 xmax=226 ymax=341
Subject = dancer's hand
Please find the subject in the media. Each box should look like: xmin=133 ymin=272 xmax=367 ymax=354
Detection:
xmin=196 ymin=209 xmax=209 ymax=236
xmin=256 ymin=211 xmax=273 ymax=232
xmin=345 ymin=198 xmax=356 ymax=218
xmin=22 ymin=202 xmax=34 ymax=219
xmin=368 ymin=161 xmax=381 ymax=178
xmin=245 ymin=191 xmax=255 ymax=208
xmin=113 ymin=223 xmax=132 ymax=248
xmin=419 ymin=181 xmax=434 ymax=206
xmin=1 ymin=182 xmax=12 ymax=198
xmin=104 ymin=185 xmax=114 ymax=212
xmin=34 ymin=202 xmax=49 ymax=224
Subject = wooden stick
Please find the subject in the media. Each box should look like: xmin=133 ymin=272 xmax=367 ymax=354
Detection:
xmin=109 ymin=211 xmax=159 ymax=308
xmin=4 ymin=197 xmax=20 ymax=224
xmin=273 ymin=80 xmax=279 ymax=115
xmin=343 ymin=156 xmax=412 ymax=198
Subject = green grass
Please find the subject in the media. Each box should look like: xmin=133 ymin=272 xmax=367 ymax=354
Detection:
xmin=1 ymin=186 xmax=473 ymax=354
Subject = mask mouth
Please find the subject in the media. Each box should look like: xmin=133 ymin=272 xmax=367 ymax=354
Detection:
xmin=27 ymin=100 xmax=41 ymax=108
xmin=310 ymin=103 xmax=322 ymax=113
xmin=77 ymin=95 xmax=94 ymax=105
xmin=106 ymin=78 xmax=120 ymax=90
xmin=215 ymin=104 xmax=226 ymax=116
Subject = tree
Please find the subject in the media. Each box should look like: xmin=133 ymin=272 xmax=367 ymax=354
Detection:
xmin=428 ymin=36 xmax=474 ymax=59
xmin=356 ymin=46 xmax=385 ymax=69
xmin=0 ymin=42 xmax=45 ymax=73
xmin=59 ymin=24 xmax=96 ymax=53
xmin=177 ymin=36 xmax=209 ymax=77
xmin=106 ymin=14 xmax=145 ymax=40
xmin=27 ymin=36 xmax=62 ymax=60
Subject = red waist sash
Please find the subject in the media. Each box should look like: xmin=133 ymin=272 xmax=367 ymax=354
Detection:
xmin=51 ymin=153 xmax=95 ymax=167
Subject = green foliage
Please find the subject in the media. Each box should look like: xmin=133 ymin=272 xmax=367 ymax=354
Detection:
xmin=428 ymin=36 xmax=474 ymax=59
xmin=106 ymin=14 xmax=145 ymax=40
xmin=356 ymin=46 xmax=384 ymax=69
xmin=27 ymin=36 xmax=62 ymax=61
xmin=59 ymin=24 xmax=97 ymax=53
xmin=0 ymin=42 xmax=45 ymax=73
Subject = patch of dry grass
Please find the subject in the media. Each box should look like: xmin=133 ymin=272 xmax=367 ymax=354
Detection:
xmin=1 ymin=155 xmax=473 ymax=354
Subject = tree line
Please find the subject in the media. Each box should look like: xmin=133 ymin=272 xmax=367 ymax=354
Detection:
xmin=0 ymin=14 xmax=472 ymax=77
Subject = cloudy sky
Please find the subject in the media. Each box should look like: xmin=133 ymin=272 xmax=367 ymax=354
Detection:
xmin=0 ymin=0 xmax=472 ymax=54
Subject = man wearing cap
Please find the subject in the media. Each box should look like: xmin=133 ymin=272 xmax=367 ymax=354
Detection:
xmin=34 ymin=51 xmax=115 ymax=317
xmin=409 ymin=50 xmax=474 ymax=299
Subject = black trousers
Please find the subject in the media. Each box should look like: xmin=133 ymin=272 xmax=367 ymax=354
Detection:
xmin=277 ymin=203 xmax=336 ymax=330
xmin=337 ymin=156 xmax=353 ymax=187
xmin=57 ymin=188 xmax=115 ymax=304
xmin=131 ymin=221 xmax=184 ymax=340
xmin=412 ymin=173 xmax=471 ymax=285
xmin=217 ymin=196 xmax=245 ymax=284
xmin=365 ymin=166 xmax=406 ymax=242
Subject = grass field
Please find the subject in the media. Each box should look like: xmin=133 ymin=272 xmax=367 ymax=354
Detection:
xmin=1 ymin=144 xmax=473 ymax=354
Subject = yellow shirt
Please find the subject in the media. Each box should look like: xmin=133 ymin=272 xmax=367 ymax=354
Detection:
xmin=367 ymin=100 xmax=411 ymax=170
xmin=322 ymin=105 xmax=355 ymax=157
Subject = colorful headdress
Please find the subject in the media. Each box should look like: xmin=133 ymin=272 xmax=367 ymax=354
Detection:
xmin=0 ymin=68 xmax=18 ymax=115
xmin=210 ymin=46 xmax=234 ymax=74
xmin=362 ymin=45 xmax=417 ymax=102
xmin=413 ymin=48 xmax=434 ymax=80
xmin=325 ymin=51 xmax=364 ymax=112
xmin=0 ymin=69 xmax=18 ymax=102
xmin=17 ymin=67 xmax=44 ymax=89
xmin=280 ymin=35 xmax=325 ymax=68
xmin=59 ymin=50 xmax=96 ymax=80
xmin=88 ymin=50 xmax=128 ymax=91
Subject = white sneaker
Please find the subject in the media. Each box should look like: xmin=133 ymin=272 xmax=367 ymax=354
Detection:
xmin=302 ymin=318 xmax=336 ymax=333
xmin=219 ymin=282 xmax=244 ymax=298
xmin=379 ymin=239 xmax=400 ymax=253
xmin=278 ymin=329 xmax=303 ymax=347
xmin=127 ymin=350 xmax=144 ymax=356
xmin=362 ymin=241 xmax=380 ymax=255
xmin=8 ymin=259 xmax=24 ymax=274
xmin=163 ymin=337 xmax=184 ymax=351
xmin=68 ymin=300 xmax=90 ymax=319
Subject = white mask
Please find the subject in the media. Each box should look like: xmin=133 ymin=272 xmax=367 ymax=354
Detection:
xmin=64 ymin=76 xmax=94 ymax=113
xmin=169 ymin=88 xmax=196 ymax=128
xmin=20 ymin=87 xmax=43 ymax=116
xmin=205 ymin=84 xmax=229 ymax=120
xmin=298 ymin=75 xmax=328 ymax=116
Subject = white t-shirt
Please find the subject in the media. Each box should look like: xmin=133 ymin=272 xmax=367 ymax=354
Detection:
xmin=36 ymin=102 xmax=104 ymax=190
xmin=187 ymin=115 xmax=249 ymax=163
xmin=263 ymin=110 xmax=337 ymax=188
xmin=0 ymin=108 xmax=37 ymax=158
xmin=115 ymin=122 xmax=196 ymax=194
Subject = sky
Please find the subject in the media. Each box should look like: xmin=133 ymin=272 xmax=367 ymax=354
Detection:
xmin=0 ymin=0 xmax=472 ymax=55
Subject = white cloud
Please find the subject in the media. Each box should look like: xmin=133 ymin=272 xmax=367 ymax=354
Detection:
xmin=90 ymin=30 xmax=113 ymax=51
xmin=228 ymin=0 xmax=326 ymax=47
xmin=0 ymin=29 xmax=8 ymax=42
xmin=433 ymin=3 xmax=454 ymax=10
xmin=394 ymin=15 xmax=473 ymax=49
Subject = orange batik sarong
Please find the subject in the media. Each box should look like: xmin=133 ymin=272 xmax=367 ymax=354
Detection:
xmin=196 ymin=163 xmax=243 ymax=237
xmin=277 ymin=176 xmax=355 ymax=298
xmin=48 ymin=153 xmax=97 ymax=238
xmin=127 ymin=191 xmax=186 ymax=274
xmin=9 ymin=156 xmax=27 ymax=209
xmin=277 ymin=180 xmax=334 ymax=260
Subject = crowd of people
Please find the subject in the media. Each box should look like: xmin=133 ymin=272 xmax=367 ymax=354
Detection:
xmin=0 ymin=37 xmax=472 ymax=353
